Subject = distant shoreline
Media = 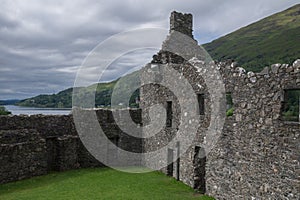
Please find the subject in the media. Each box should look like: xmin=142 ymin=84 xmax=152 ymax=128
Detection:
xmin=4 ymin=105 xmax=71 ymax=115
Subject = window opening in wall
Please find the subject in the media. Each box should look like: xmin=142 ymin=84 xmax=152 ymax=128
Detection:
xmin=167 ymin=148 xmax=174 ymax=176
xmin=226 ymin=93 xmax=234 ymax=117
xmin=129 ymin=88 xmax=140 ymax=108
xmin=197 ymin=94 xmax=205 ymax=115
xmin=193 ymin=146 xmax=206 ymax=194
xmin=166 ymin=101 xmax=172 ymax=127
xmin=176 ymin=141 xmax=180 ymax=181
xmin=282 ymin=89 xmax=300 ymax=122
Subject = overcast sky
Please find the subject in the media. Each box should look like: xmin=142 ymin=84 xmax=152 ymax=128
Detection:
xmin=0 ymin=0 xmax=299 ymax=100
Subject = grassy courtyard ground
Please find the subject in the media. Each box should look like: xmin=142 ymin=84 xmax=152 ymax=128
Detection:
xmin=0 ymin=168 xmax=214 ymax=200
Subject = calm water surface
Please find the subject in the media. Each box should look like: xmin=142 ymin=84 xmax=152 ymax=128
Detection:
xmin=4 ymin=105 xmax=71 ymax=115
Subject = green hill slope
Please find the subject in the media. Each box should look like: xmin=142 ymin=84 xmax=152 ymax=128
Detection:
xmin=17 ymin=87 xmax=76 ymax=108
xmin=17 ymin=71 xmax=140 ymax=108
xmin=0 ymin=99 xmax=20 ymax=105
xmin=203 ymin=4 xmax=300 ymax=72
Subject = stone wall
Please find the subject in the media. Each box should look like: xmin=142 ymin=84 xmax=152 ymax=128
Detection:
xmin=0 ymin=129 xmax=47 ymax=184
xmin=205 ymin=60 xmax=300 ymax=199
xmin=170 ymin=11 xmax=193 ymax=38
xmin=0 ymin=109 xmax=142 ymax=184
xmin=140 ymin=11 xmax=300 ymax=200
xmin=141 ymin=57 xmax=300 ymax=200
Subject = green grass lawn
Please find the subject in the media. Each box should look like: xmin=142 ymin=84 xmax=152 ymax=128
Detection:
xmin=0 ymin=168 xmax=214 ymax=200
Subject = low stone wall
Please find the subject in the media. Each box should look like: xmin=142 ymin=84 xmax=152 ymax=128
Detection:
xmin=0 ymin=115 xmax=76 ymax=137
xmin=0 ymin=129 xmax=47 ymax=184
xmin=0 ymin=109 xmax=142 ymax=184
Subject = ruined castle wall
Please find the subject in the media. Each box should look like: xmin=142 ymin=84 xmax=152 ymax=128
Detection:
xmin=205 ymin=61 xmax=300 ymax=200
xmin=0 ymin=129 xmax=47 ymax=184
xmin=140 ymin=61 xmax=213 ymax=188
xmin=0 ymin=109 xmax=142 ymax=184
xmin=140 ymin=10 xmax=299 ymax=199
xmin=140 ymin=59 xmax=300 ymax=199
xmin=0 ymin=115 xmax=77 ymax=136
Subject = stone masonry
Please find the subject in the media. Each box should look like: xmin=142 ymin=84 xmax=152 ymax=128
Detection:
xmin=140 ymin=11 xmax=300 ymax=200
xmin=0 ymin=109 xmax=142 ymax=184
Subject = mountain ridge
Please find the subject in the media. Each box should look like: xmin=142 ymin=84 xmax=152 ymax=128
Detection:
xmin=203 ymin=4 xmax=300 ymax=72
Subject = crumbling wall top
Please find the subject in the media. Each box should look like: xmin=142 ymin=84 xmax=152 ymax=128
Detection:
xmin=170 ymin=11 xmax=193 ymax=38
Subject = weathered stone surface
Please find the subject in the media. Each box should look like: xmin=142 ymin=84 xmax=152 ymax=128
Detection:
xmin=271 ymin=64 xmax=281 ymax=73
xmin=0 ymin=129 xmax=47 ymax=184
xmin=259 ymin=66 xmax=269 ymax=75
xmin=170 ymin=11 xmax=193 ymax=38
xmin=140 ymin=11 xmax=300 ymax=200
xmin=293 ymin=59 xmax=300 ymax=68
xmin=0 ymin=109 xmax=143 ymax=184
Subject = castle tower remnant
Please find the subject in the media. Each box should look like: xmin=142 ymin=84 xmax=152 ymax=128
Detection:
xmin=170 ymin=11 xmax=193 ymax=38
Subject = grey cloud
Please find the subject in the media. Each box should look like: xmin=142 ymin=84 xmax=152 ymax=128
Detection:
xmin=0 ymin=0 xmax=299 ymax=99
xmin=0 ymin=14 xmax=19 ymax=29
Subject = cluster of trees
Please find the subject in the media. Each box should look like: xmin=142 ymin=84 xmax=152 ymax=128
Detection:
xmin=17 ymin=92 xmax=72 ymax=108
xmin=0 ymin=106 xmax=11 ymax=115
xmin=17 ymin=71 xmax=140 ymax=109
